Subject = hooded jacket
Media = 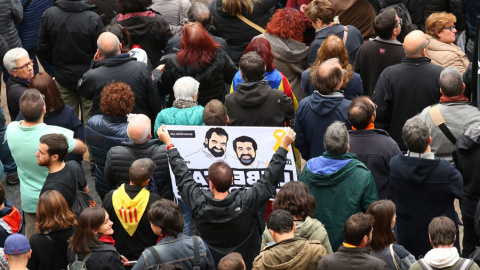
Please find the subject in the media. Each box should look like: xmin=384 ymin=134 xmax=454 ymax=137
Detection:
xmin=261 ymin=216 xmax=333 ymax=253
xmin=225 ymin=81 xmax=294 ymax=127
xmin=295 ymin=92 xmax=351 ymax=160
xmin=0 ymin=199 xmax=21 ymax=247
xmin=389 ymin=154 xmax=462 ymax=259
xmin=37 ymin=0 xmax=103 ymax=89
xmin=160 ymin=49 xmax=237 ymax=107
xmin=300 ymin=153 xmax=378 ymax=251
xmin=409 ymin=248 xmax=479 ymax=270
xmin=112 ymin=12 xmax=172 ymax=68
xmin=78 ymin=54 xmax=161 ymax=121
xmin=253 ymin=237 xmax=327 ymax=270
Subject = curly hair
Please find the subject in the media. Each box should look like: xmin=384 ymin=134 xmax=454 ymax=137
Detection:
xmin=116 ymin=0 xmax=152 ymax=14
xmin=266 ymin=8 xmax=305 ymax=42
xmin=100 ymin=82 xmax=135 ymax=116
xmin=304 ymin=0 xmax=336 ymax=25
xmin=425 ymin=12 xmax=456 ymax=38
xmin=272 ymin=181 xmax=316 ymax=220
xmin=311 ymin=35 xmax=353 ymax=88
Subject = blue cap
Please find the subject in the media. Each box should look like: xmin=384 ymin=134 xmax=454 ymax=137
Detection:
xmin=4 ymin=234 xmax=30 ymax=255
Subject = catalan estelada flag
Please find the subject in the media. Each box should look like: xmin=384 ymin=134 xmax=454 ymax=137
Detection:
xmin=112 ymin=184 xmax=149 ymax=236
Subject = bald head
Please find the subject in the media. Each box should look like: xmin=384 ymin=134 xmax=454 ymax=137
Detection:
xmin=403 ymin=30 xmax=428 ymax=58
xmin=311 ymin=58 xmax=343 ymax=95
xmin=97 ymin=32 xmax=121 ymax=59
xmin=127 ymin=114 xmax=151 ymax=144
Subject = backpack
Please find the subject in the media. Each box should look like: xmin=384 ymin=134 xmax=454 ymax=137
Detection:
xmin=67 ymin=253 xmax=93 ymax=270
xmin=375 ymin=0 xmax=417 ymax=42
xmin=71 ymin=190 xmax=97 ymax=217
xmin=418 ymin=258 xmax=475 ymax=270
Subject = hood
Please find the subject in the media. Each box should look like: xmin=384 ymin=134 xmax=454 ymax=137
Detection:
xmin=259 ymin=237 xmax=311 ymax=269
xmin=55 ymin=0 xmax=96 ymax=12
xmin=0 ymin=199 xmax=21 ymax=234
xmin=302 ymin=153 xmax=363 ymax=187
xmin=392 ymin=155 xmax=442 ymax=184
xmin=423 ymin=247 xmax=460 ymax=268
xmin=116 ymin=13 xmax=158 ymax=36
xmin=235 ymin=81 xmax=273 ymax=107
xmin=295 ymin=216 xmax=323 ymax=238
xmin=93 ymin=54 xmax=137 ymax=69
xmin=315 ymin=24 xmax=345 ymax=39
xmin=455 ymin=123 xmax=480 ymax=156
xmin=261 ymin=34 xmax=309 ymax=63
xmin=307 ymin=92 xmax=347 ymax=117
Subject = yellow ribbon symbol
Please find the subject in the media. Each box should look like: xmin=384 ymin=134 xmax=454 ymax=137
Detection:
xmin=273 ymin=129 xmax=286 ymax=152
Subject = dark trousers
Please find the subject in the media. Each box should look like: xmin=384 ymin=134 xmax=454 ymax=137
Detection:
xmin=463 ymin=214 xmax=480 ymax=258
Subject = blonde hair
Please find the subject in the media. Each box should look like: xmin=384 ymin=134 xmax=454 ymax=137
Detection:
xmin=425 ymin=12 xmax=456 ymax=38
xmin=222 ymin=0 xmax=256 ymax=15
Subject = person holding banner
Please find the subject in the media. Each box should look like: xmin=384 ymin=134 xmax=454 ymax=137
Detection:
xmin=157 ymin=125 xmax=295 ymax=269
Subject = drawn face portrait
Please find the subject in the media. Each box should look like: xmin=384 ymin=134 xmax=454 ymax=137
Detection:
xmin=205 ymin=132 xmax=227 ymax=157
xmin=235 ymin=141 xmax=257 ymax=166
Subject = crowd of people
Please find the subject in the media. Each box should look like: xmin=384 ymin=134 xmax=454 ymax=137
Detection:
xmin=0 ymin=0 xmax=479 ymax=269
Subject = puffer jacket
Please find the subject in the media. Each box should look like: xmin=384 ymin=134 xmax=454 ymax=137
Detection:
xmin=261 ymin=216 xmax=333 ymax=253
xmin=85 ymin=115 xmax=130 ymax=198
xmin=17 ymin=0 xmax=54 ymax=50
xmin=153 ymin=105 xmax=204 ymax=135
xmin=160 ymin=49 xmax=237 ymax=106
xmin=208 ymin=0 xmax=277 ymax=65
xmin=112 ymin=11 xmax=172 ymax=68
xmin=0 ymin=0 xmax=22 ymax=49
xmin=425 ymin=35 xmax=470 ymax=74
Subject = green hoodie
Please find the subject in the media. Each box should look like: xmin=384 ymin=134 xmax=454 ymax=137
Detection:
xmin=299 ymin=152 xmax=379 ymax=251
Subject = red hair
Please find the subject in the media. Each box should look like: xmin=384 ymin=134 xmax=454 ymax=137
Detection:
xmin=178 ymin=22 xmax=221 ymax=69
xmin=266 ymin=8 xmax=305 ymax=42
xmin=245 ymin=37 xmax=275 ymax=72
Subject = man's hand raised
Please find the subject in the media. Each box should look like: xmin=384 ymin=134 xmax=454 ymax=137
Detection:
xmin=280 ymin=127 xmax=295 ymax=150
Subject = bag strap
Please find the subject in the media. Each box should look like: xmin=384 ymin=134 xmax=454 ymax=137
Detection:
xmin=83 ymin=253 xmax=93 ymax=263
xmin=457 ymin=258 xmax=475 ymax=270
xmin=342 ymin=26 xmax=349 ymax=44
xmin=147 ymin=246 xmax=162 ymax=264
xmin=45 ymin=234 xmax=68 ymax=258
xmin=429 ymin=105 xmax=457 ymax=144
xmin=23 ymin=0 xmax=33 ymax=10
xmin=192 ymin=236 xmax=201 ymax=269
xmin=389 ymin=244 xmax=401 ymax=270
xmin=236 ymin=14 xmax=266 ymax=34
xmin=418 ymin=259 xmax=435 ymax=270
xmin=178 ymin=0 xmax=184 ymax=26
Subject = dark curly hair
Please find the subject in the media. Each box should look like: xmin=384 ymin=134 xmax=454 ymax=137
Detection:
xmin=100 ymin=81 xmax=135 ymax=116
xmin=266 ymin=8 xmax=305 ymax=42
xmin=272 ymin=181 xmax=316 ymax=220
xmin=116 ymin=0 xmax=152 ymax=14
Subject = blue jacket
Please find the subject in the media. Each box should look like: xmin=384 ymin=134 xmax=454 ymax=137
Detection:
xmin=17 ymin=0 xmax=55 ymax=50
xmin=295 ymin=92 xmax=351 ymax=160
xmin=85 ymin=115 xmax=130 ymax=198
xmin=132 ymin=234 xmax=215 ymax=270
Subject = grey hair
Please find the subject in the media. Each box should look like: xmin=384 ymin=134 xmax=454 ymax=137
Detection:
xmin=3 ymin=48 xmax=29 ymax=71
xmin=402 ymin=115 xmax=430 ymax=153
xmin=173 ymin=77 xmax=199 ymax=101
xmin=188 ymin=2 xmax=212 ymax=29
xmin=97 ymin=33 xmax=120 ymax=58
xmin=439 ymin=67 xmax=463 ymax=97
xmin=324 ymin=121 xmax=349 ymax=155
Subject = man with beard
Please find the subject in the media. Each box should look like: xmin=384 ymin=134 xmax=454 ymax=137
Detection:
xmin=186 ymin=127 xmax=235 ymax=164
xmin=36 ymin=133 xmax=89 ymax=209
xmin=233 ymin=136 xmax=263 ymax=168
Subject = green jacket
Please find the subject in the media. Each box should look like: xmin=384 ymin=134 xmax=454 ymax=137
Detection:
xmin=153 ymin=106 xmax=204 ymax=138
xmin=299 ymin=152 xmax=379 ymax=251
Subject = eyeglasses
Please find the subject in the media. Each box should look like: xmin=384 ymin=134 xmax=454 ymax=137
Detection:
xmin=395 ymin=18 xmax=403 ymax=28
xmin=443 ymin=25 xmax=456 ymax=32
xmin=421 ymin=38 xmax=430 ymax=52
xmin=14 ymin=60 xmax=34 ymax=71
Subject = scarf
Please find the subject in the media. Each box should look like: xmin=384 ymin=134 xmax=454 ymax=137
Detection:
xmin=352 ymin=122 xmax=375 ymax=130
xmin=315 ymin=16 xmax=340 ymax=33
xmin=156 ymin=234 xmax=171 ymax=244
xmin=99 ymin=235 xmax=115 ymax=246
xmin=112 ymin=184 xmax=150 ymax=236
xmin=439 ymin=94 xmax=469 ymax=103
xmin=423 ymin=247 xmax=459 ymax=268
xmin=173 ymin=99 xmax=198 ymax=109
xmin=117 ymin=11 xmax=155 ymax=21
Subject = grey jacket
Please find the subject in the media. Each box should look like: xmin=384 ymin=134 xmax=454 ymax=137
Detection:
xmin=150 ymin=0 xmax=190 ymax=36
xmin=0 ymin=0 xmax=22 ymax=48
xmin=420 ymin=102 xmax=480 ymax=163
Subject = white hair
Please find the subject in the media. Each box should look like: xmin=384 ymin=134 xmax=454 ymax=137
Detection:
xmin=3 ymin=48 xmax=28 ymax=71
xmin=173 ymin=77 xmax=199 ymax=101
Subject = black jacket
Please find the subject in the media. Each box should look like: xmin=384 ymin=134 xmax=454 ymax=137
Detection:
xmin=78 ymin=54 xmax=162 ymax=121
xmin=160 ymin=49 xmax=237 ymax=106
xmin=208 ymin=0 xmax=277 ymax=65
xmin=348 ymin=129 xmax=402 ymax=199
xmin=67 ymin=242 xmax=125 ymax=270
xmin=224 ymin=81 xmax=294 ymax=127
xmin=318 ymin=246 xmax=386 ymax=270
xmin=6 ymin=76 xmax=29 ymax=122
xmin=168 ymin=147 xmax=288 ymax=269
xmin=112 ymin=12 xmax=172 ymax=68
xmin=103 ymin=185 xmax=162 ymax=260
xmin=37 ymin=0 xmax=103 ymax=89
xmin=105 ymin=139 xmax=173 ymax=200
xmin=372 ymin=57 xmax=443 ymax=150
xmin=28 ymin=227 xmax=76 ymax=270
xmin=164 ymin=34 xmax=233 ymax=60
xmin=408 ymin=0 xmax=466 ymax=32
xmin=0 ymin=0 xmax=22 ymax=49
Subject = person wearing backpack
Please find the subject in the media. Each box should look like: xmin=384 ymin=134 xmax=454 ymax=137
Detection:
xmin=409 ymin=217 xmax=480 ymax=270
xmin=67 ymin=207 xmax=126 ymax=270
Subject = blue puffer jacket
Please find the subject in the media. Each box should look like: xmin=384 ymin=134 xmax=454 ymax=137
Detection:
xmin=153 ymin=105 xmax=204 ymax=138
xmin=17 ymin=0 xmax=54 ymax=50
xmin=85 ymin=114 xmax=130 ymax=198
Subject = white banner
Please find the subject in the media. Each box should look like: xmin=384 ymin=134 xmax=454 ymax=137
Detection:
xmin=166 ymin=126 xmax=298 ymax=198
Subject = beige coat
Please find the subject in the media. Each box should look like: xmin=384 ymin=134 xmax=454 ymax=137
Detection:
xmin=425 ymin=35 xmax=470 ymax=74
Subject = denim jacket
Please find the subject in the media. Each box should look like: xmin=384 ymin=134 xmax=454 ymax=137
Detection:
xmin=132 ymin=234 xmax=215 ymax=270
